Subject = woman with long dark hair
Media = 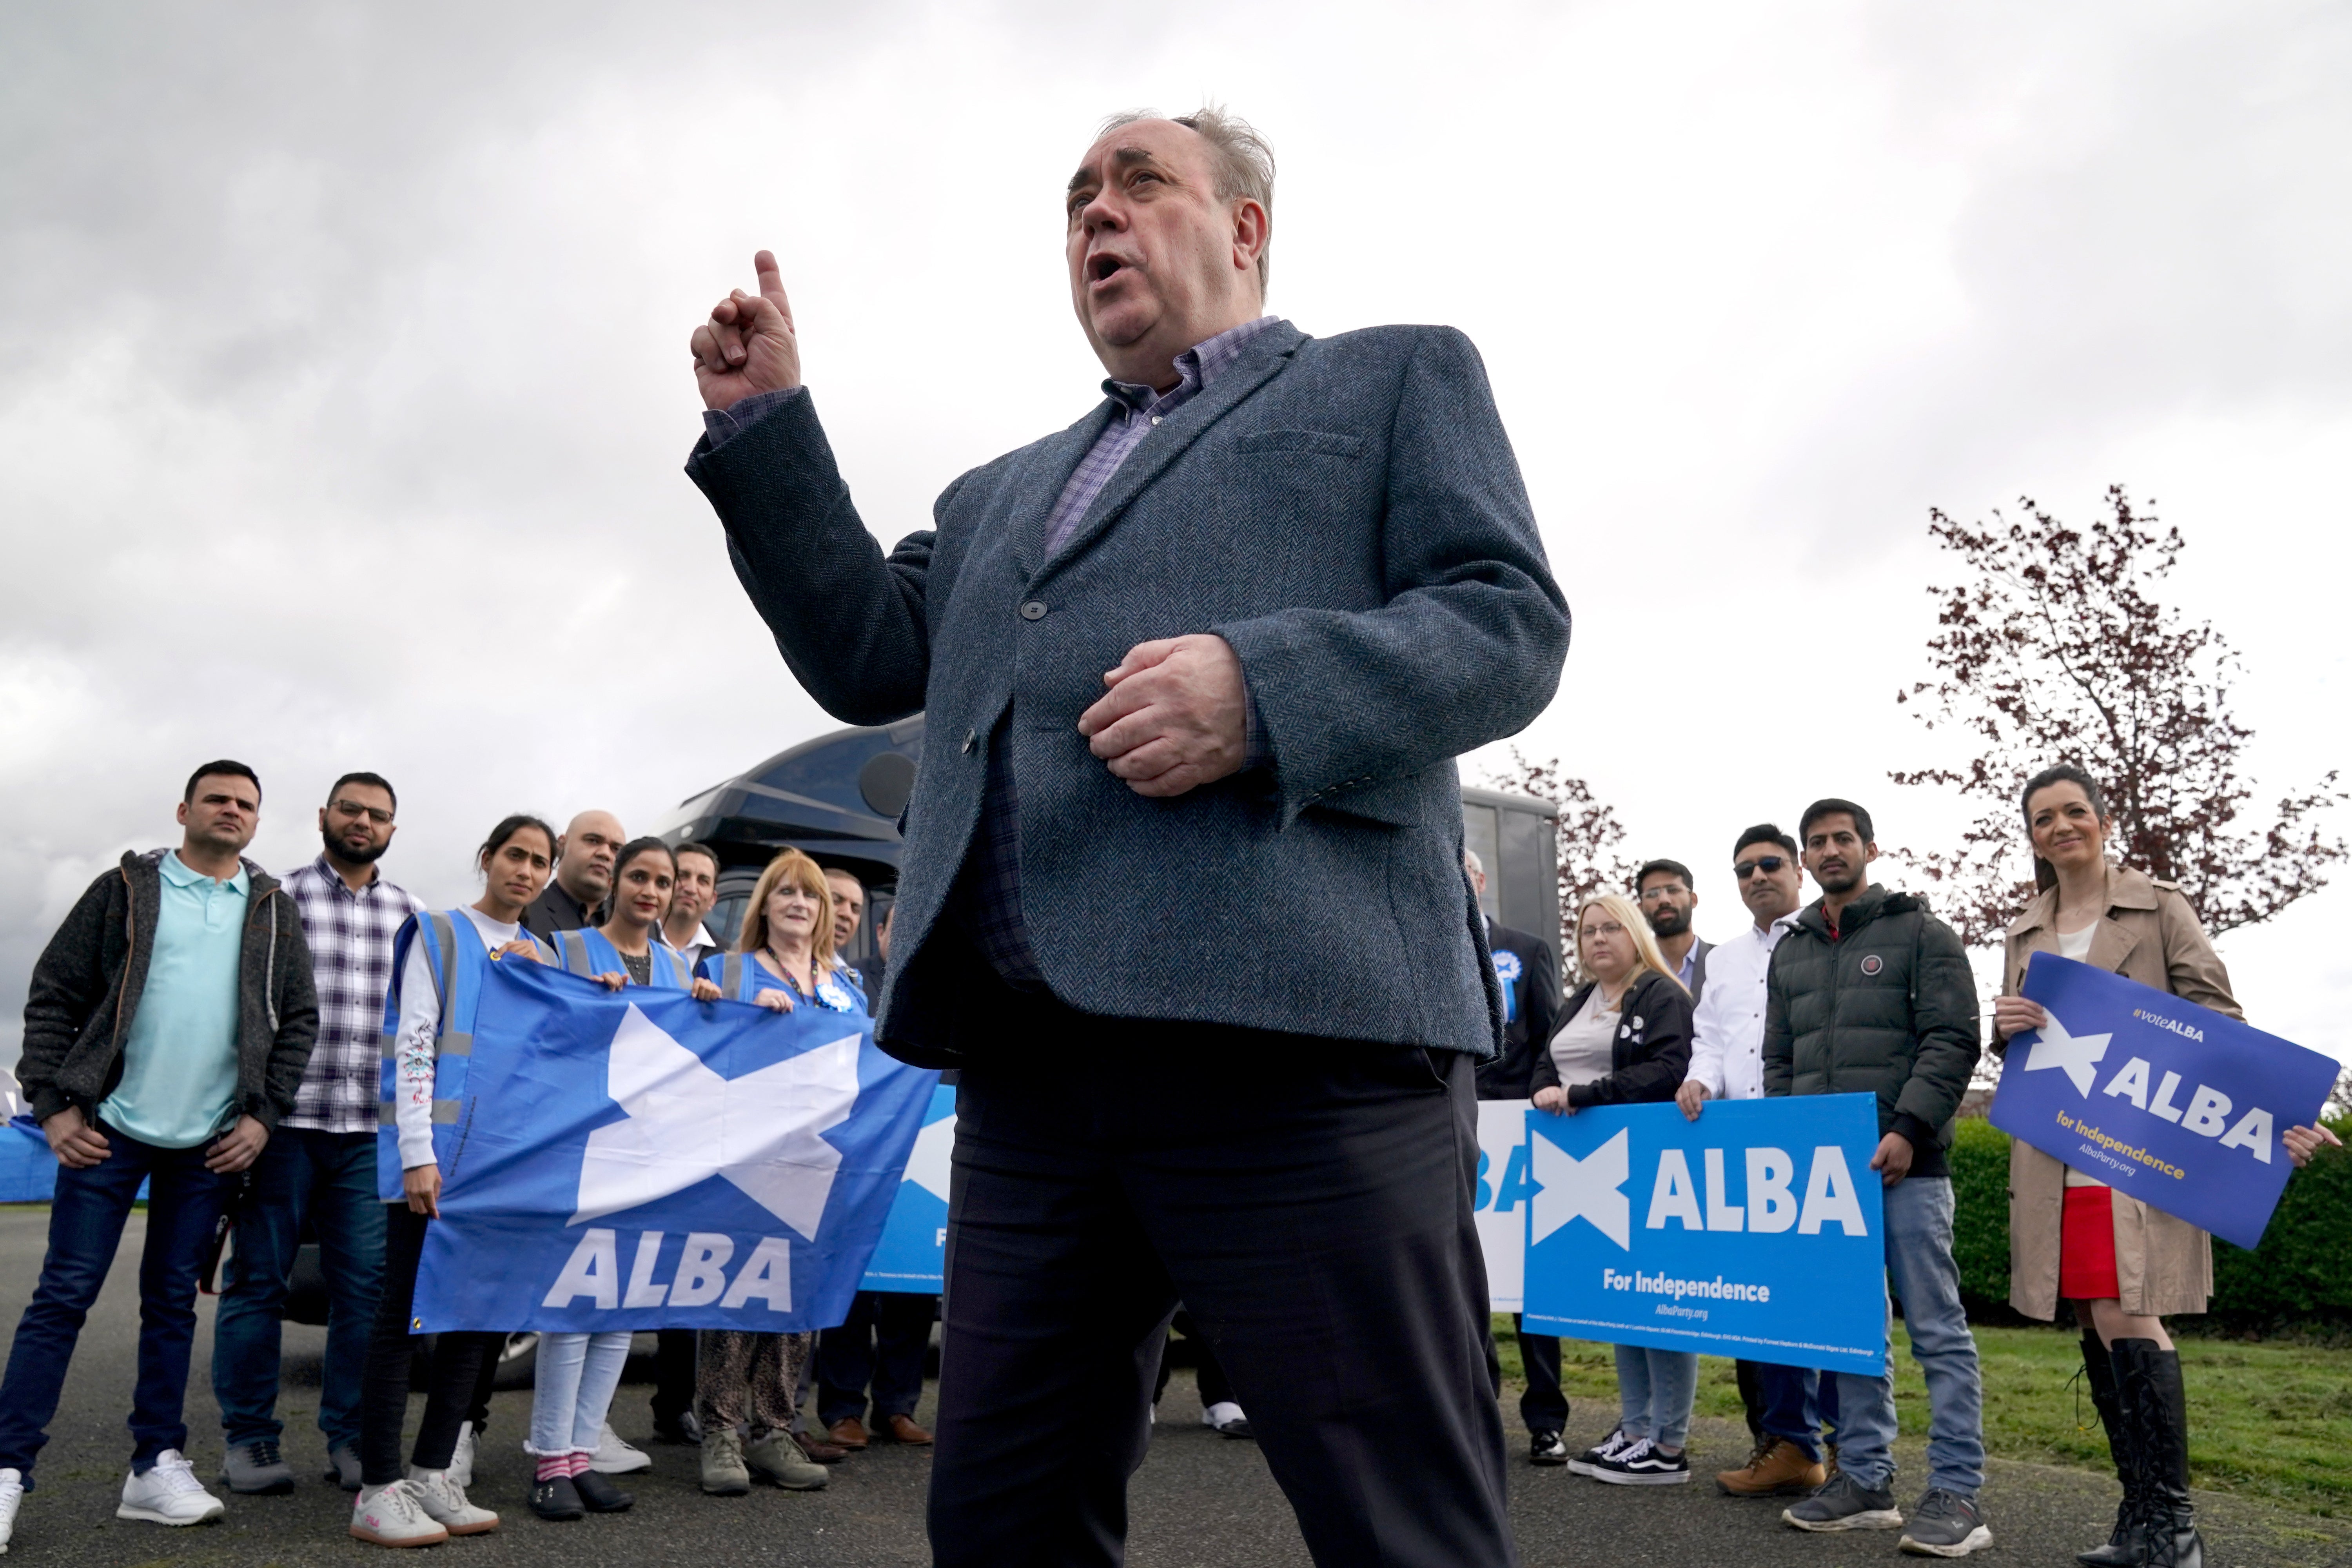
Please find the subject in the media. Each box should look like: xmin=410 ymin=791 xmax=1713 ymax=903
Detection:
xmin=528 ymin=838 xmax=720 ymax=1522
xmin=1992 ymin=764 xmax=2339 ymax=1568
xmin=350 ymin=814 xmax=559 ymax=1548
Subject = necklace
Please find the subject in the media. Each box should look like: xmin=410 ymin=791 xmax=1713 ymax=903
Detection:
xmin=763 ymin=946 xmax=815 ymax=995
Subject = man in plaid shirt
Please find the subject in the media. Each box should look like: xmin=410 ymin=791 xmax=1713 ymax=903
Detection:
xmin=212 ymin=771 xmax=423 ymax=1496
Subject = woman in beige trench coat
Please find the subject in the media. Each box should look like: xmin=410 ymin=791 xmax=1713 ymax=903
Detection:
xmin=1992 ymin=764 xmax=2339 ymax=1568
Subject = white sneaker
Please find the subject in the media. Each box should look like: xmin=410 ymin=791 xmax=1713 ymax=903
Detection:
xmin=447 ymin=1423 xmax=477 ymax=1489
xmin=1200 ymin=1401 xmax=1242 ymax=1428
xmin=407 ymin=1466 xmax=500 ymax=1535
xmin=1 ymin=1466 xmax=24 ymax=1554
xmin=349 ymin=1479 xmax=450 ymax=1547
xmin=116 ymin=1450 xmax=226 ymax=1526
xmin=588 ymin=1421 xmax=652 ymax=1475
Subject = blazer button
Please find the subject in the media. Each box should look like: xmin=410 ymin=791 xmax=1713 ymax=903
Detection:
xmin=960 ymin=730 xmax=976 ymax=755
xmin=1019 ymin=600 xmax=1047 ymax=621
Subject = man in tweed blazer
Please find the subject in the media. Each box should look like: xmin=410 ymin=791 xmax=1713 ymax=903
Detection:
xmin=684 ymin=108 xmax=1568 ymax=1567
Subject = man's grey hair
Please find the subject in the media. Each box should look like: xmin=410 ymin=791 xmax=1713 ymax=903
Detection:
xmin=1463 ymin=849 xmax=1485 ymax=878
xmin=1098 ymin=104 xmax=1276 ymax=294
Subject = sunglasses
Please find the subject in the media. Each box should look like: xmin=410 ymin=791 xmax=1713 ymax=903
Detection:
xmin=1734 ymin=855 xmax=1789 ymax=880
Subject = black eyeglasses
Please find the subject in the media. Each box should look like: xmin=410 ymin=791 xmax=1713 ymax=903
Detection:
xmin=330 ymin=799 xmax=394 ymax=825
xmin=1734 ymin=855 xmax=1788 ymax=880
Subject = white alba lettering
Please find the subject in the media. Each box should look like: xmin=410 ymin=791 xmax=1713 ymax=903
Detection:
xmin=1797 ymin=1147 xmax=1867 ymax=1236
xmin=1703 ymin=1149 xmax=1745 ymax=1232
xmin=2181 ymin=1085 xmax=2232 ymax=1138
xmin=669 ymin=1233 xmax=736 ymax=1307
xmin=1746 ymin=1147 xmax=1798 ymax=1234
xmin=2102 ymin=1057 xmax=2151 ymax=1109
xmin=2149 ymin=1070 xmax=2187 ymax=1123
xmin=622 ymin=1230 xmax=670 ymax=1308
xmin=543 ymin=1228 xmax=620 ymax=1309
xmin=1646 ymin=1149 xmax=1703 ymax=1231
xmin=719 ymin=1237 xmax=793 ymax=1310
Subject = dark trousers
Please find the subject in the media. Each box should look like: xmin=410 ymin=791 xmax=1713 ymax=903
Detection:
xmin=927 ymin=1031 xmax=1515 ymax=1568
xmin=0 ymin=1125 xmax=229 ymax=1481
xmin=1735 ymin=1359 xmax=1767 ymax=1443
xmin=358 ymin=1202 xmax=500 ymax=1486
xmin=818 ymin=1290 xmax=935 ymax=1425
xmin=651 ymin=1328 xmax=697 ymax=1423
xmin=1754 ymin=1362 xmax=1841 ymax=1461
xmin=1151 ymin=1308 xmax=1238 ymax=1410
xmin=1511 ymin=1316 xmax=1567 ymax=1434
xmin=212 ymin=1127 xmax=385 ymax=1450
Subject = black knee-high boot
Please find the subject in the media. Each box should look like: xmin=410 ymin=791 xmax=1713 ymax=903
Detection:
xmin=2112 ymin=1338 xmax=2201 ymax=1568
xmin=2077 ymin=1331 xmax=2145 ymax=1567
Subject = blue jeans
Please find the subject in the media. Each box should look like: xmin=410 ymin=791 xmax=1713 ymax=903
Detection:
xmin=0 ymin=1124 xmax=229 ymax=1482
xmin=529 ymin=1331 xmax=633 ymax=1455
xmin=1612 ymin=1344 xmax=1699 ymax=1448
xmin=1756 ymin=1363 xmax=1835 ymax=1459
xmin=213 ymin=1127 xmax=385 ymax=1450
xmin=1833 ymin=1176 xmax=1985 ymax=1496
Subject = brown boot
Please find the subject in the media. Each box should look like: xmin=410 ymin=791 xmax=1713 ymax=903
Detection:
xmin=826 ymin=1417 xmax=870 ymax=1451
xmin=1715 ymin=1436 xmax=1826 ymax=1497
xmin=883 ymin=1414 xmax=934 ymax=1446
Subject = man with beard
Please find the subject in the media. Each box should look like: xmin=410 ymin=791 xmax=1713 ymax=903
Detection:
xmin=1635 ymin=858 xmax=1711 ymax=1001
xmin=521 ymin=811 xmax=624 ymax=941
xmin=214 ymin=772 xmax=422 ymax=1495
xmin=1762 ymin=799 xmax=1990 ymax=1557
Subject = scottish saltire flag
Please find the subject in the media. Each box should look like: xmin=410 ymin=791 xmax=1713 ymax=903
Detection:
xmin=858 ymin=1083 xmax=956 ymax=1292
xmin=1991 ymin=953 xmax=2339 ymax=1250
xmin=410 ymin=957 xmax=937 ymax=1333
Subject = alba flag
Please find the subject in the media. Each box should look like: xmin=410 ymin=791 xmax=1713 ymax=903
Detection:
xmin=1991 ymin=953 xmax=2338 ymax=1251
xmin=410 ymin=957 xmax=938 ymax=1333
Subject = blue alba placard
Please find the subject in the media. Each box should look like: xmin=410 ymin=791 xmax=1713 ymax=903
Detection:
xmin=1991 ymin=953 xmax=2339 ymax=1251
xmin=1522 ymin=1095 xmax=1888 ymax=1375
xmin=858 ymin=1083 xmax=955 ymax=1293
xmin=410 ymin=957 xmax=936 ymax=1334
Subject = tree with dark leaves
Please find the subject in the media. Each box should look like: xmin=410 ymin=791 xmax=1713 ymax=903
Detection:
xmin=1891 ymin=485 xmax=2345 ymax=947
xmin=1483 ymin=747 xmax=1639 ymax=961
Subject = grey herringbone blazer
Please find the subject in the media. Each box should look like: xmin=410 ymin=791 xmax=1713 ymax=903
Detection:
xmin=686 ymin=321 xmax=1570 ymax=1061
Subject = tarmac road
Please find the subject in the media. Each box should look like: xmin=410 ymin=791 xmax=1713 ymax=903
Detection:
xmin=2 ymin=1207 xmax=2345 ymax=1567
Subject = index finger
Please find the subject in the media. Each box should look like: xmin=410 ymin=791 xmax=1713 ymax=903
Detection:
xmin=753 ymin=249 xmax=792 ymax=320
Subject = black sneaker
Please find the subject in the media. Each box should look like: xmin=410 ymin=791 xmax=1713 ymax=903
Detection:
xmin=1530 ymin=1432 xmax=1570 ymax=1466
xmin=1783 ymin=1471 xmax=1905 ymax=1531
xmin=651 ymin=1410 xmax=704 ymax=1445
xmin=1567 ymin=1427 xmax=1632 ymax=1477
xmin=1899 ymin=1488 xmax=1991 ymax=1557
xmin=529 ymin=1474 xmax=584 ymax=1521
xmin=572 ymin=1469 xmax=635 ymax=1514
xmin=1593 ymin=1437 xmax=1693 ymax=1486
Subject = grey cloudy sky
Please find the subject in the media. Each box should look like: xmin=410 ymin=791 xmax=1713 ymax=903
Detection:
xmin=4 ymin=0 xmax=2348 ymax=1070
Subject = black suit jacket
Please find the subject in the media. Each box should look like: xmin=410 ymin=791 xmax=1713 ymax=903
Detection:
xmin=1474 ymin=920 xmax=1559 ymax=1100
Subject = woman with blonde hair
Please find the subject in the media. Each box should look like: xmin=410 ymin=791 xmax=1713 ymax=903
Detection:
xmin=1532 ymin=891 xmax=1697 ymax=1487
xmin=688 ymin=849 xmax=864 ymax=1497
xmin=1992 ymin=764 xmax=2339 ymax=1568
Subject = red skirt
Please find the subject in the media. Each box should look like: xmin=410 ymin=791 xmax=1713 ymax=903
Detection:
xmin=2060 ymin=1185 xmax=2121 ymax=1301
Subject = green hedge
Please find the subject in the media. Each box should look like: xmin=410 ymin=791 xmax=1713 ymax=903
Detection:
xmin=1948 ymin=1117 xmax=2352 ymax=1324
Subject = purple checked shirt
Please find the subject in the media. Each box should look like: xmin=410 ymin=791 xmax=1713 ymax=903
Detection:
xmin=277 ymin=856 xmax=424 ymax=1132
xmin=706 ymin=316 xmax=1285 ymax=992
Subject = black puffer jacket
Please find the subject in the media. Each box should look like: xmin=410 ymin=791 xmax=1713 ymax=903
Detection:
xmin=1530 ymin=969 xmax=1692 ymax=1109
xmin=1761 ymin=883 xmax=1980 ymax=1178
xmin=20 ymin=849 xmax=318 ymax=1131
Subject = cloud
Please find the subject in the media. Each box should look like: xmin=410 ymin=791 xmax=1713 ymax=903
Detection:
xmin=3 ymin=0 xmax=2347 ymax=1067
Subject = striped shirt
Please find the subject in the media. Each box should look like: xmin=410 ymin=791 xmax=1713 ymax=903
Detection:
xmin=278 ymin=856 xmax=424 ymax=1133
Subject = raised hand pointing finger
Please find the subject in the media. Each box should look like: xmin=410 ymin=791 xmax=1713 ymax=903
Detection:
xmin=691 ymin=248 xmax=803 ymax=412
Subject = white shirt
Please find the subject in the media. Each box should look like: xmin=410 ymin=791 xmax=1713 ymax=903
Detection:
xmin=1686 ymin=913 xmax=1801 ymax=1102
xmin=1547 ymin=988 xmax=1618 ymax=1090
xmin=664 ymin=922 xmax=719 ymax=973
xmin=392 ymin=907 xmax=522 ymax=1171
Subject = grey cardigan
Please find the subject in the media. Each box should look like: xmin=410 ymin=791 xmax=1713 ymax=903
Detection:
xmin=686 ymin=321 xmax=1570 ymax=1062
xmin=20 ymin=849 xmax=319 ymax=1131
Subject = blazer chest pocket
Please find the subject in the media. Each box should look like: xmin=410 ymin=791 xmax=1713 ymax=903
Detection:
xmin=1237 ymin=428 xmax=1366 ymax=459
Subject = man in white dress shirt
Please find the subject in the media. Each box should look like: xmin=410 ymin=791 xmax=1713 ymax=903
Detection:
xmin=1676 ymin=824 xmax=1826 ymax=1498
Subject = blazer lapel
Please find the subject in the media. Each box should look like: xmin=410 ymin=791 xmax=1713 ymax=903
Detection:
xmin=1032 ymin=323 xmax=1306 ymax=584
xmin=1007 ymin=404 xmax=1121 ymax=581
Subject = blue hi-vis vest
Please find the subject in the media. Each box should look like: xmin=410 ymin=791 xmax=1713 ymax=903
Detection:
xmin=377 ymin=911 xmax=556 ymax=1201
xmin=698 ymin=950 xmax=867 ymax=1015
xmin=551 ymin=927 xmax=695 ymax=991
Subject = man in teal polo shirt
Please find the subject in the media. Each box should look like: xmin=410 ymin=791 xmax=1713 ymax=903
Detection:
xmin=0 ymin=762 xmax=317 ymax=1552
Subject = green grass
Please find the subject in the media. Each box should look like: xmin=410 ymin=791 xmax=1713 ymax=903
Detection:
xmin=1494 ymin=1317 xmax=2352 ymax=1517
